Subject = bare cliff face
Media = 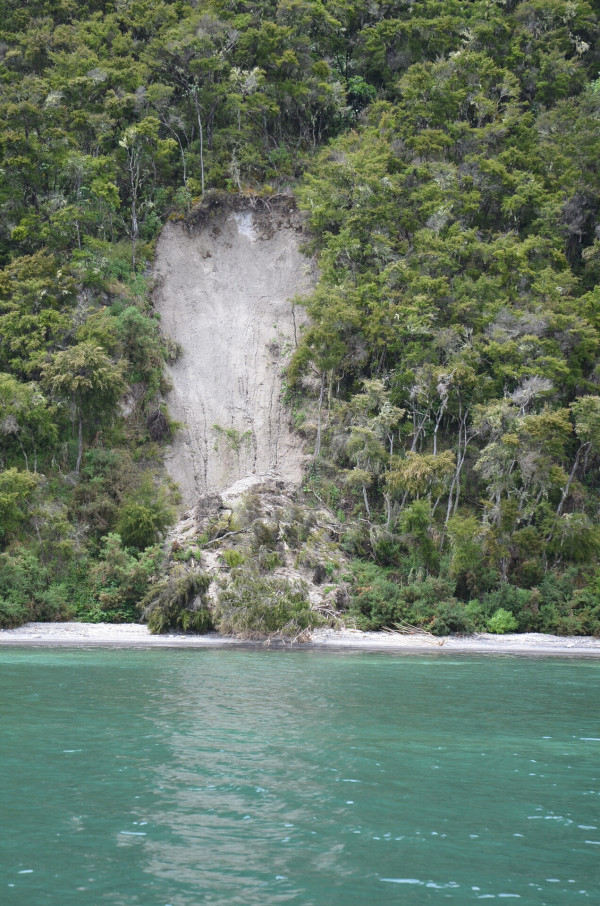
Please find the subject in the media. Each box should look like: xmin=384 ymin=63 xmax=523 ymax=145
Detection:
xmin=153 ymin=198 xmax=314 ymax=509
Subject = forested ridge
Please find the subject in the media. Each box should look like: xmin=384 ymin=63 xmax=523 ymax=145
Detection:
xmin=1 ymin=0 xmax=600 ymax=636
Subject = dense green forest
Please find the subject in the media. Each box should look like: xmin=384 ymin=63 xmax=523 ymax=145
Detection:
xmin=1 ymin=0 xmax=600 ymax=635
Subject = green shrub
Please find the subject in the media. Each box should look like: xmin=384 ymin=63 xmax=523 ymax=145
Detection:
xmin=429 ymin=601 xmax=476 ymax=636
xmin=281 ymin=504 xmax=314 ymax=547
xmin=252 ymin=520 xmax=279 ymax=548
xmin=464 ymin=599 xmax=486 ymax=630
xmin=163 ymin=334 xmax=183 ymax=365
xmin=259 ymin=550 xmax=282 ymax=571
xmin=116 ymin=478 xmax=173 ymax=550
xmin=0 ymin=550 xmax=46 ymax=621
xmin=221 ymin=549 xmax=245 ymax=568
xmin=350 ymin=576 xmax=406 ymax=630
xmin=117 ymin=503 xmax=161 ymax=550
xmin=142 ymin=572 xmax=212 ymax=634
xmin=0 ymin=549 xmax=76 ymax=627
xmin=538 ymin=586 xmax=600 ymax=636
xmin=36 ymin=583 xmax=78 ymax=622
xmin=213 ymin=424 xmax=252 ymax=454
xmin=115 ymin=306 xmax=163 ymax=381
xmin=86 ymin=534 xmax=161 ymax=622
xmin=349 ymin=564 xmax=460 ymax=633
xmin=568 ymin=588 xmax=600 ymax=637
xmin=0 ymin=597 xmax=29 ymax=628
xmin=487 ymin=608 xmax=518 ymax=634
xmin=0 ymin=469 xmax=39 ymax=546
xmin=398 ymin=501 xmax=439 ymax=571
xmin=215 ymin=570 xmax=323 ymax=639
xmin=479 ymin=585 xmax=538 ymax=631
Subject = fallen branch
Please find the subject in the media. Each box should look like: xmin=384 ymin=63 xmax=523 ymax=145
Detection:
xmin=392 ymin=620 xmax=437 ymax=640
xmin=309 ymin=489 xmax=340 ymax=521
xmin=201 ymin=529 xmax=249 ymax=547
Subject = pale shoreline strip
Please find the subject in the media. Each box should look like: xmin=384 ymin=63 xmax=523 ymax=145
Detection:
xmin=1 ymin=623 xmax=600 ymax=657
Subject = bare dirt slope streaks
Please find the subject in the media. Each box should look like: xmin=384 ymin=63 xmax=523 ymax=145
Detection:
xmin=153 ymin=203 xmax=314 ymax=508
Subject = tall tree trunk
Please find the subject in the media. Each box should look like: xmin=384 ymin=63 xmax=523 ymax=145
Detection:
xmin=556 ymin=442 xmax=587 ymax=517
xmin=445 ymin=414 xmax=464 ymax=527
xmin=161 ymin=117 xmax=188 ymax=187
xmin=410 ymin=411 xmax=428 ymax=452
xmin=362 ymin=484 xmax=371 ymax=519
xmin=130 ymin=165 xmax=138 ymax=270
xmin=441 ymin=410 xmax=478 ymax=545
xmin=126 ymin=141 xmax=141 ymax=271
xmin=313 ymin=371 xmax=326 ymax=462
xmin=16 ymin=433 xmax=28 ymax=472
xmin=432 ymin=402 xmax=446 ymax=456
xmin=193 ymin=91 xmax=205 ymax=195
xmin=384 ymin=492 xmax=392 ymax=529
xmin=75 ymin=412 xmax=83 ymax=474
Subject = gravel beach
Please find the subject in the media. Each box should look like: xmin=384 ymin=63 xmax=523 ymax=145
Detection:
xmin=1 ymin=622 xmax=599 ymax=656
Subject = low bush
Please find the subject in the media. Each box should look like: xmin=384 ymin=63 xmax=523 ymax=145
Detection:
xmin=349 ymin=563 xmax=463 ymax=634
xmin=141 ymin=571 xmax=212 ymax=634
xmin=258 ymin=549 xmax=282 ymax=571
xmin=116 ymin=483 xmax=173 ymax=549
xmin=538 ymin=588 xmax=600 ymax=637
xmin=86 ymin=534 xmax=161 ymax=622
xmin=350 ymin=576 xmax=406 ymax=630
xmin=214 ymin=570 xmax=323 ymax=640
xmin=0 ymin=596 xmax=28 ymax=629
xmin=487 ymin=607 xmax=518 ymax=634
xmin=252 ymin=520 xmax=280 ymax=549
xmin=429 ymin=601 xmax=477 ymax=636
xmin=221 ymin=549 xmax=245 ymax=568
xmin=479 ymin=585 xmax=539 ymax=632
xmin=0 ymin=549 xmax=76 ymax=627
xmin=171 ymin=546 xmax=195 ymax=563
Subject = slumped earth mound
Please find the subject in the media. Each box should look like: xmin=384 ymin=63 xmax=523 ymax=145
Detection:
xmin=154 ymin=196 xmax=314 ymax=508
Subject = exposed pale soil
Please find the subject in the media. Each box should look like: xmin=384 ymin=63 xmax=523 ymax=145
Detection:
xmin=2 ymin=622 xmax=600 ymax=656
xmin=154 ymin=198 xmax=314 ymax=509
xmin=151 ymin=197 xmax=345 ymax=618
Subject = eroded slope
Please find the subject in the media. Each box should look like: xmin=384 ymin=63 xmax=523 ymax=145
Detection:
xmin=154 ymin=199 xmax=314 ymax=508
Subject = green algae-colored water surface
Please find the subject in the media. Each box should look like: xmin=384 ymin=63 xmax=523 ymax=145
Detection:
xmin=1 ymin=649 xmax=599 ymax=904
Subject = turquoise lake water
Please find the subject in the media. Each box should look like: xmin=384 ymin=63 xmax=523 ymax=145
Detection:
xmin=0 ymin=649 xmax=599 ymax=905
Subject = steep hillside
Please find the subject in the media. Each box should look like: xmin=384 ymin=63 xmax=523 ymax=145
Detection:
xmin=154 ymin=197 xmax=314 ymax=508
xmin=2 ymin=0 xmax=600 ymax=635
